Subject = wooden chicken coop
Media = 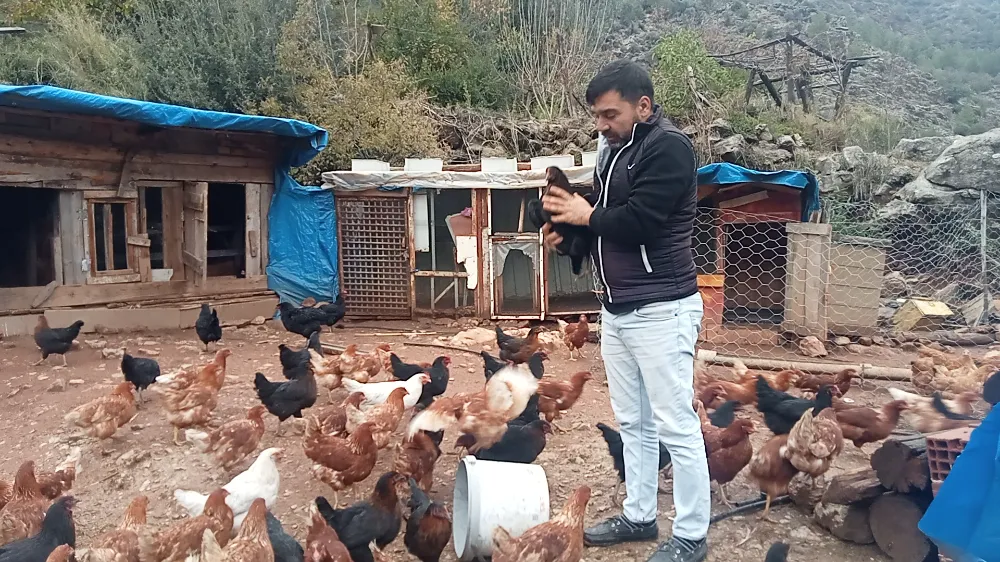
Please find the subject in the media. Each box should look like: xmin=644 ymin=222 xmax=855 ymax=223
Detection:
xmin=0 ymin=85 xmax=325 ymax=335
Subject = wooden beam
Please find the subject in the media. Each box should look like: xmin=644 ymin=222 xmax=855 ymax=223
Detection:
xmin=87 ymin=273 xmax=142 ymax=285
xmin=709 ymin=34 xmax=799 ymax=58
xmin=719 ymin=191 xmax=769 ymax=209
xmin=743 ymin=69 xmax=757 ymax=106
xmin=244 ymin=183 xmax=262 ymax=277
xmin=758 ymin=72 xmax=783 ymax=107
xmin=31 ymin=281 xmax=60 ymax=308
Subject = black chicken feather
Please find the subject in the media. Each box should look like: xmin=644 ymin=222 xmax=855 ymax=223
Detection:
xmin=984 ymin=369 xmax=1000 ymax=406
xmin=596 ymin=423 xmax=671 ymax=483
xmin=525 ymin=167 xmax=593 ymax=274
xmin=254 ymin=370 xmax=317 ymax=421
xmin=709 ymin=400 xmax=738 ymax=428
xmin=277 ymin=302 xmax=327 ymax=339
xmin=415 ymin=357 xmax=451 ymax=410
xmin=194 ymin=304 xmax=222 ymax=346
xmin=473 ymin=419 xmax=551 ymax=464
xmin=391 ymin=353 xmax=427 ymax=381
xmin=931 ymin=392 xmax=979 ymax=420
xmin=121 ymin=352 xmax=160 ymax=395
xmin=756 ymin=376 xmax=830 ymax=435
xmin=266 ymin=511 xmax=304 ymax=562
xmin=318 ymin=294 xmax=347 ymax=328
xmin=480 ymin=351 xmax=506 ymax=381
xmin=316 ymin=473 xmax=403 ymax=562
xmin=34 ymin=319 xmax=84 ymax=359
xmin=764 ymin=542 xmax=790 ymax=562
xmin=0 ymin=496 xmax=76 ymax=562
xmin=404 ymin=478 xmax=451 ymax=562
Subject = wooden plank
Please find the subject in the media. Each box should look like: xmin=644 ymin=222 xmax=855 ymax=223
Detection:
xmin=831 ymin=244 xmax=886 ymax=269
xmin=244 ymin=183 xmax=262 ymax=277
xmin=31 ymin=281 xmax=60 ymax=308
xmin=260 ymin=183 xmax=273 ymax=271
xmin=86 ymin=273 xmax=141 ymax=285
xmin=783 ymin=223 xmax=831 ymax=337
xmin=83 ymin=190 xmax=133 ymax=200
xmin=52 ymin=234 xmax=63 ymax=286
xmin=58 ymin=191 xmax=86 ymax=285
xmin=0 ymin=276 xmax=270 ymax=312
xmin=183 ymin=182 xmax=208 ymax=287
xmin=827 ymin=285 xmax=881 ymax=308
xmin=102 ymin=203 xmax=114 ymax=270
xmin=718 ymin=190 xmax=769 ymax=209
xmin=829 ymin=263 xmax=884 ymax=290
xmin=161 ymin=187 xmax=185 ymax=279
xmin=126 ymin=235 xmax=151 ymax=247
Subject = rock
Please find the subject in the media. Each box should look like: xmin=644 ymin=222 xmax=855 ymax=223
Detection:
xmin=798 ymin=336 xmax=828 ymax=357
xmin=885 ymin=166 xmax=916 ymax=188
xmin=85 ymin=339 xmax=108 ymax=350
xmin=250 ymin=315 xmax=267 ymax=326
xmin=858 ymin=336 xmax=874 ymax=346
xmin=845 ymin=343 xmax=870 ymax=354
xmin=841 ymin=146 xmax=866 ymax=169
xmin=681 ymin=125 xmax=699 ymax=138
xmin=833 ymin=336 xmax=852 ymax=346
xmin=891 ymin=136 xmax=960 ymax=163
xmin=68 ymin=379 xmax=85 ymax=386
xmin=449 ymin=327 xmax=497 ymax=348
xmin=46 ymin=379 xmax=66 ymax=392
xmin=709 ymin=118 xmax=733 ymax=138
xmin=776 ymin=135 xmax=796 ymax=150
xmin=789 ymin=525 xmax=822 ymax=541
xmin=755 ymin=123 xmax=773 ymax=142
xmin=871 ymin=335 xmax=886 ymax=346
xmin=118 ymin=449 xmax=152 ymax=467
xmin=921 ymin=128 xmax=1000 ymax=192
xmin=815 ymin=156 xmax=841 ymax=175
xmin=882 ymin=271 xmax=909 ymax=298
xmin=792 ymin=133 xmax=805 ymax=147
xmin=899 ymin=341 xmax=918 ymax=352
xmin=713 ymin=134 xmax=747 ymax=163
xmin=752 ymin=146 xmax=794 ymax=167
xmin=894 ymin=175 xmax=979 ymax=206
xmin=138 ymin=348 xmax=160 ymax=357
xmin=1 ymin=342 xmax=13 ymax=349
xmin=101 ymin=347 xmax=125 ymax=360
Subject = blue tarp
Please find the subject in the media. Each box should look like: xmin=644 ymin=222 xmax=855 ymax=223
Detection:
xmin=919 ymin=407 xmax=1000 ymax=562
xmin=697 ymin=162 xmax=821 ymax=222
xmin=0 ymin=85 xmax=334 ymax=306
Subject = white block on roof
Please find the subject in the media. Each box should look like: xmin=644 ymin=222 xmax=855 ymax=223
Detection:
xmin=530 ymin=155 xmax=575 ymax=170
xmin=351 ymin=159 xmax=390 ymax=172
xmin=481 ymin=157 xmax=518 ymax=172
xmin=404 ymin=158 xmax=444 ymax=172
xmin=581 ymin=151 xmax=598 ymax=167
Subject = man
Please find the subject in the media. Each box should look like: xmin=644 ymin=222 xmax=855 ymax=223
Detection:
xmin=541 ymin=59 xmax=710 ymax=562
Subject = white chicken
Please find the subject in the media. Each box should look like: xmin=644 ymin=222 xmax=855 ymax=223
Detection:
xmin=342 ymin=372 xmax=430 ymax=411
xmin=887 ymin=387 xmax=980 ymax=433
xmin=173 ymin=447 xmax=282 ymax=535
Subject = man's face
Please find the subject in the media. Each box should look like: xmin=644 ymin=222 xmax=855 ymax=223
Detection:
xmin=590 ymin=91 xmax=652 ymax=148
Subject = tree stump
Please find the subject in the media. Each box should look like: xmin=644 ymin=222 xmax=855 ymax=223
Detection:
xmin=871 ymin=434 xmax=930 ymax=494
xmin=821 ymin=467 xmax=886 ymax=505
xmin=788 ymin=473 xmax=826 ymax=511
xmin=814 ymin=501 xmax=875 ymax=544
xmin=869 ymin=494 xmax=935 ymax=561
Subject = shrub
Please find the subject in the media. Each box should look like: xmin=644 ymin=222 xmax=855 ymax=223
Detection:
xmin=652 ymin=31 xmax=746 ymax=121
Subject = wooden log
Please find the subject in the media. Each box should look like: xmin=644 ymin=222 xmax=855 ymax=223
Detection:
xmin=821 ymin=467 xmax=886 ymax=505
xmin=870 ymin=435 xmax=930 ymax=494
xmin=894 ymin=330 xmax=995 ymax=346
xmin=814 ymin=501 xmax=875 ymax=544
xmin=788 ymin=473 xmax=826 ymax=511
xmin=868 ymin=494 xmax=935 ymax=561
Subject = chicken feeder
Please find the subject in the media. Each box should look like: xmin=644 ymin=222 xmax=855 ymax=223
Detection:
xmin=453 ymin=455 xmax=550 ymax=560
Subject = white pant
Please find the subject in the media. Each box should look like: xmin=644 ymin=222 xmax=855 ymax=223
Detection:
xmin=601 ymin=292 xmax=710 ymax=540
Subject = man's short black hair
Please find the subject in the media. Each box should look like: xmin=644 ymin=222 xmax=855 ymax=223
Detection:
xmin=585 ymin=59 xmax=655 ymax=106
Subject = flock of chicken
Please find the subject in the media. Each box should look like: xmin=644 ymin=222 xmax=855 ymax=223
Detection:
xmin=8 ymin=301 xmax=993 ymax=562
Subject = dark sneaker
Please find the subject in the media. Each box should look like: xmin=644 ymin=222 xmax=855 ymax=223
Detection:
xmin=646 ymin=537 xmax=708 ymax=562
xmin=584 ymin=514 xmax=658 ymax=547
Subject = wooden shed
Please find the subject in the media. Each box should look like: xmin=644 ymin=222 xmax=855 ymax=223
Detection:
xmin=323 ymin=156 xmax=599 ymax=320
xmin=0 ymin=85 xmax=326 ymax=335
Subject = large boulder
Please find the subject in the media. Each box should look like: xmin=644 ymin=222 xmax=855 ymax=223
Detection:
xmin=893 ymin=175 xmax=979 ymax=206
xmin=922 ymin=128 xmax=1000 ymax=191
xmin=891 ymin=136 xmax=961 ymax=163
xmin=841 ymin=146 xmax=867 ymax=169
xmin=714 ymin=134 xmax=747 ymax=163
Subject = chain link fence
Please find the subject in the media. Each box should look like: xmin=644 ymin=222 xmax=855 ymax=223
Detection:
xmin=586 ymin=193 xmax=1000 ymax=414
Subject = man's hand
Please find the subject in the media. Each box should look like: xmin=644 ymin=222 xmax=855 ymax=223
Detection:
xmin=542 ymin=186 xmax=594 ymax=226
xmin=541 ymin=223 xmax=563 ymax=250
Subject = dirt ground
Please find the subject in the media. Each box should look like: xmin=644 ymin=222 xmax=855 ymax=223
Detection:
xmin=0 ymin=317 xmax=918 ymax=561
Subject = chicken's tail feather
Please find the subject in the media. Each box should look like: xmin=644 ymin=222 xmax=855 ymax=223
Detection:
xmin=407 ymin=408 xmax=456 ymax=439
xmin=173 ymin=489 xmax=208 ymax=516
xmin=75 ymin=548 xmax=119 ymax=562
xmin=199 ymin=527 xmax=224 ymax=561
xmin=185 ymin=429 xmax=211 ymax=451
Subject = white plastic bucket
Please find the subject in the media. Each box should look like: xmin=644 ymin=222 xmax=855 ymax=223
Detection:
xmin=452 ymin=456 xmax=550 ymax=561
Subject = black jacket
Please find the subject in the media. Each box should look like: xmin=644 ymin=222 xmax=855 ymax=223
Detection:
xmin=587 ymin=106 xmax=699 ymax=312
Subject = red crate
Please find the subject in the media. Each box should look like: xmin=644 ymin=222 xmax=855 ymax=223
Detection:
xmin=926 ymin=426 xmax=975 ymax=494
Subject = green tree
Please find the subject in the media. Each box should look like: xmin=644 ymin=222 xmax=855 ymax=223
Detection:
xmin=652 ymin=30 xmax=745 ymax=120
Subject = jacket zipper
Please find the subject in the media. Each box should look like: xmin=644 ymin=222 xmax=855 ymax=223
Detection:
xmin=639 ymin=245 xmax=653 ymax=273
xmin=596 ymin=124 xmax=638 ymax=304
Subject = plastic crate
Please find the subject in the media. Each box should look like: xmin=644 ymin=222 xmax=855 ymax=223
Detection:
xmin=926 ymin=426 xmax=975 ymax=495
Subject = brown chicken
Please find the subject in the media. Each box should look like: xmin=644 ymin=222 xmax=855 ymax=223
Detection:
xmin=199 ymin=498 xmax=272 ymax=562
xmin=781 ymin=403 xmax=844 ymax=484
xmin=498 ymin=326 xmax=545 ymax=364
xmin=795 ymin=368 xmax=857 ymax=397
xmin=46 ymin=545 xmax=74 ymax=562
xmin=160 ymin=363 xmax=223 ymax=445
xmin=911 ymin=345 xmax=995 ymax=396
xmin=393 ymin=430 xmax=444 ymax=493
xmin=305 ymin=506 xmax=351 ymax=561
xmin=835 ymin=400 xmax=907 ymax=447
xmin=537 ymin=371 xmax=592 ymax=432
xmin=889 ymin=387 xmax=980 ymax=433
xmin=76 ymin=495 xmax=148 ymax=562
xmin=0 ymin=461 xmax=49 ymax=545
xmin=492 ymin=486 xmax=590 ymax=562
xmin=187 ymin=405 xmax=267 ymax=472
xmin=140 ymin=488 xmax=233 ymax=562
xmin=64 ymin=382 xmax=138 ymax=443
xmin=304 ymin=419 xmax=378 ymax=506
xmin=359 ymin=344 xmax=393 ymax=382
xmin=408 ymin=364 xmax=539 ymax=453
xmin=748 ymin=434 xmax=799 ymax=521
xmin=312 ymin=393 xmax=365 ymax=437
xmin=703 ymin=419 xmax=755 ymax=507
xmin=160 ymin=349 xmax=232 ymax=394
xmin=558 ymin=315 xmax=589 ymax=360
xmin=310 ymin=349 xmax=345 ymax=401
xmin=0 ymin=448 xmax=81 ymax=511
xmin=346 ymin=387 xmax=409 ymax=449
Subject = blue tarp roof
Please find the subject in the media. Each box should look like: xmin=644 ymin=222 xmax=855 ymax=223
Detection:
xmin=0 ymin=84 xmax=333 ymax=306
xmin=0 ymin=84 xmax=328 ymax=167
xmin=697 ymin=162 xmax=821 ymax=222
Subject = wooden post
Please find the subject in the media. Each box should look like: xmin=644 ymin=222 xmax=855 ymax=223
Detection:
xmin=869 ymin=494 xmax=935 ymax=561
xmin=244 ymin=183 xmax=262 ymax=277
xmin=758 ymin=72 xmax=783 ymax=107
xmin=58 ymin=191 xmax=86 ymax=286
xmin=782 ymin=222 xmax=831 ymax=338
xmin=821 ymin=467 xmax=886 ymax=505
xmin=870 ymin=434 xmax=930 ymax=494
xmin=835 ymin=62 xmax=855 ymax=118
xmin=783 ymin=38 xmax=796 ymax=110
xmin=743 ymin=68 xmax=757 ymax=107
